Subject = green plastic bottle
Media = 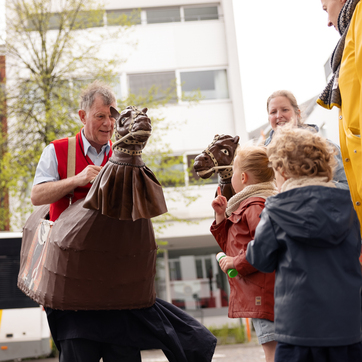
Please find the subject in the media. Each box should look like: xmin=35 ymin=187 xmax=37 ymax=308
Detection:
xmin=216 ymin=252 xmax=238 ymax=278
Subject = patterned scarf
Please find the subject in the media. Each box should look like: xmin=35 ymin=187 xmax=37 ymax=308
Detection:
xmin=225 ymin=181 xmax=278 ymax=217
xmin=317 ymin=0 xmax=360 ymax=109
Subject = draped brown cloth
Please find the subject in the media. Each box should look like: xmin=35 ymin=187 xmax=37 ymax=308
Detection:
xmin=83 ymin=152 xmax=167 ymax=221
xmin=18 ymin=199 xmax=158 ymax=310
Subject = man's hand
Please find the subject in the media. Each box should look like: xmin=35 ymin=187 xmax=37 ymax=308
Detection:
xmin=74 ymin=165 xmax=102 ymax=186
xmin=31 ymin=165 xmax=102 ymax=206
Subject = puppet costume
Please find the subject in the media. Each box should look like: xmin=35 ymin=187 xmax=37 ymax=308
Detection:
xmin=18 ymin=106 xmax=216 ymax=361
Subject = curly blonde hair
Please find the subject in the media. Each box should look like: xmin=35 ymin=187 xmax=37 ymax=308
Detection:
xmin=267 ymin=126 xmax=337 ymax=180
xmin=235 ymin=144 xmax=274 ymax=183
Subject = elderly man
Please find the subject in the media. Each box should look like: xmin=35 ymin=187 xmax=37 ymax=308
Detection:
xmin=318 ymin=0 xmax=362 ymax=235
xmin=30 ymin=81 xmax=136 ymax=361
xmin=31 ymin=81 xmax=115 ymax=214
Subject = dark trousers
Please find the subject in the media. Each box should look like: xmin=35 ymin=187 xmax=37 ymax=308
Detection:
xmin=59 ymin=339 xmax=141 ymax=362
xmin=275 ymin=341 xmax=362 ymax=362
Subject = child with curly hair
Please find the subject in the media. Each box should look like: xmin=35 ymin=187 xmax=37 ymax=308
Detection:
xmin=246 ymin=126 xmax=362 ymax=362
xmin=210 ymin=144 xmax=278 ymax=362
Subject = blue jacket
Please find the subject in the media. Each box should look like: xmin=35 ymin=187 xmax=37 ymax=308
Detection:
xmin=246 ymin=186 xmax=362 ymax=347
xmin=265 ymin=125 xmax=349 ymax=191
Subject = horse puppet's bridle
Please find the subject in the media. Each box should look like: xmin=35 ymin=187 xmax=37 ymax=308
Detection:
xmin=196 ymin=135 xmax=238 ymax=180
xmin=112 ymin=107 xmax=152 ymax=156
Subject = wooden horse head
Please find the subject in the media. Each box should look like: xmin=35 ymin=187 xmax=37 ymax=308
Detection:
xmin=193 ymin=134 xmax=239 ymax=200
xmin=110 ymin=105 xmax=152 ymax=160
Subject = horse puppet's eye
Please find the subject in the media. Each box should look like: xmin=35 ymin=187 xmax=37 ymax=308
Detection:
xmin=221 ymin=149 xmax=229 ymax=155
xmin=120 ymin=117 xmax=128 ymax=125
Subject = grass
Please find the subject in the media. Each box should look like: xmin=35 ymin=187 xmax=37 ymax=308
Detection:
xmin=208 ymin=323 xmax=246 ymax=344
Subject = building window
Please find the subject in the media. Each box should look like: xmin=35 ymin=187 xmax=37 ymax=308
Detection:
xmin=195 ymin=259 xmax=203 ymax=279
xmin=27 ymin=10 xmax=104 ymax=31
xmin=164 ymin=253 xmax=229 ymax=310
xmin=48 ymin=13 xmax=62 ymax=30
xmin=106 ymin=9 xmax=141 ymax=26
xmin=181 ymin=69 xmax=229 ymax=101
xmin=184 ymin=6 xmax=219 ymax=21
xmin=128 ymin=71 xmax=177 ymax=103
xmin=146 ymin=7 xmax=181 ymax=24
xmin=73 ymin=11 xmax=104 ymax=29
xmin=169 ymin=260 xmax=182 ymax=281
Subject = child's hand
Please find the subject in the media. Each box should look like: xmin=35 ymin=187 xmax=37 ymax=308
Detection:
xmin=212 ymin=186 xmax=227 ymax=215
xmin=219 ymin=255 xmax=235 ymax=274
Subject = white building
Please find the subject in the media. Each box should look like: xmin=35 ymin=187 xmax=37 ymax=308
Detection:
xmin=104 ymin=0 xmax=247 ymax=327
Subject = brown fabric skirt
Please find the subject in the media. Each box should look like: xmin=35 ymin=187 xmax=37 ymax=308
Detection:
xmin=18 ymin=199 xmax=157 ymax=310
xmin=83 ymin=159 xmax=167 ymax=221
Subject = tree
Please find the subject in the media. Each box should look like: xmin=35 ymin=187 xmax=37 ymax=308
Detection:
xmin=0 ymin=0 xmax=201 ymax=230
xmin=0 ymin=0 xmax=140 ymax=229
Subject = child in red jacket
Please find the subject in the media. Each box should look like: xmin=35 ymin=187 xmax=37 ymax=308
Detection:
xmin=211 ymin=145 xmax=278 ymax=362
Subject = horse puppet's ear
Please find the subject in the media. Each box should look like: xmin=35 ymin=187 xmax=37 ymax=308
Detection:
xmin=110 ymin=106 xmax=120 ymax=121
xmin=141 ymin=107 xmax=148 ymax=114
xmin=233 ymin=136 xmax=240 ymax=144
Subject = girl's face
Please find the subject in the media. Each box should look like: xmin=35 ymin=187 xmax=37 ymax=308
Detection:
xmin=274 ymin=169 xmax=286 ymax=192
xmin=268 ymin=96 xmax=299 ymax=131
xmin=231 ymin=156 xmax=245 ymax=193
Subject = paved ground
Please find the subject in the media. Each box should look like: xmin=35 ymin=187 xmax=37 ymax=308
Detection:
xmin=141 ymin=343 xmax=265 ymax=362
xmin=36 ymin=341 xmax=265 ymax=362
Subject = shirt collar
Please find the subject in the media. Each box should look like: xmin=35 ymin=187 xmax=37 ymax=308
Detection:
xmin=81 ymin=129 xmax=111 ymax=156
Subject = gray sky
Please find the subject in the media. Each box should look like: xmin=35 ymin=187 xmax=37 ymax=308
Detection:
xmin=232 ymin=0 xmax=341 ymax=131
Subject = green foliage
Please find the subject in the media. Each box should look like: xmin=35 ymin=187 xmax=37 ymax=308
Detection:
xmin=207 ymin=323 xmax=246 ymax=345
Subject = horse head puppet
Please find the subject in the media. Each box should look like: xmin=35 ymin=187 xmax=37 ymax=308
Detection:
xmin=193 ymin=134 xmax=239 ymax=200
xmin=84 ymin=105 xmax=167 ymax=220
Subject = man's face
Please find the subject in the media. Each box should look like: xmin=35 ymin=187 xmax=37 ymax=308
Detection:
xmin=79 ymin=95 xmax=116 ymax=151
xmin=321 ymin=0 xmax=346 ymax=31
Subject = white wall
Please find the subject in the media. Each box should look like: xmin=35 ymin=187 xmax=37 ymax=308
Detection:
xmin=147 ymin=102 xmax=237 ymax=153
xmin=118 ymin=21 xmax=228 ymax=73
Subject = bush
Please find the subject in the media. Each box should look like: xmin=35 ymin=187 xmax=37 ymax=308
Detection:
xmin=208 ymin=323 xmax=246 ymax=344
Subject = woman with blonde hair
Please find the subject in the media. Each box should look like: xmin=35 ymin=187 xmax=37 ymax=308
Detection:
xmin=264 ymin=90 xmax=348 ymax=190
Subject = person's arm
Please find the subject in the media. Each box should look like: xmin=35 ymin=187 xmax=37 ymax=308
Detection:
xmin=328 ymin=140 xmax=349 ymax=190
xmin=210 ymin=218 xmax=228 ymax=252
xmin=232 ymin=203 xmax=263 ymax=276
xmin=246 ymin=210 xmax=279 ymax=273
xmin=354 ymin=3 xmax=362 ymax=192
xmin=30 ymin=143 xmax=101 ymax=206
xmin=31 ymin=166 xmax=101 ymax=205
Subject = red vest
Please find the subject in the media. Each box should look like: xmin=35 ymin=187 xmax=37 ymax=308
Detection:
xmin=49 ymin=131 xmax=112 ymax=221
